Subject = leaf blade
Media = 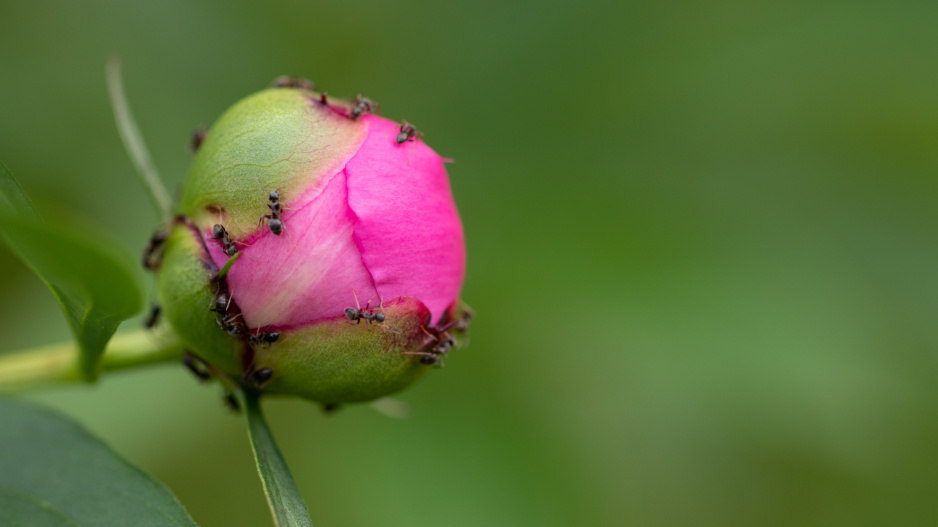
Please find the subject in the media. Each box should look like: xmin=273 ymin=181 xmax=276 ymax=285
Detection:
xmin=0 ymin=163 xmax=144 ymax=380
xmin=0 ymin=160 xmax=40 ymax=220
xmin=0 ymin=396 xmax=198 ymax=526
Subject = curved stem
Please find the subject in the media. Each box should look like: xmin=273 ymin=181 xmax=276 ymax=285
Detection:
xmin=106 ymin=55 xmax=173 ymax=221
xmin=0 ymin=329 xmax=185 ymax=392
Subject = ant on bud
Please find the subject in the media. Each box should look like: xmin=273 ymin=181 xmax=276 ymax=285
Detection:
xmin=142 ymin=230 xmax=167 ymax=270
xmin=190 ymin=128 xmax=207 ymax=153
xmin=143 ymin=304 xmax=161 ymax=329
xmin=248 ymin=330 xmax=280 ymax=347
xmin=223 ymin=392 xmax=240 ymax=412
xmin=396 ymin=120 xmax=423 ymax=145
xmin=245 ymin=367 xmax=274 ymax=388
xmin=349 ymin=94 xmax=378 ymax=120
xmin=455 ymin=307 xmax=474 ymax=333
xmin=216 ymin=313 xmax=244 ymax=337
xmin=269 ymin=76 xmax=315 ymax=91
xmin=259 ymin=190 xmax=283 ymax=236
xmin=211 ymin=224 xmax=239 ymax=256
xmin=183 ymin=352 xmax=212 ymax=382
xmin=404 ymin=323 xmax=457 ymax=366
xmin=211 ymin=291 xmax=231 ymax=314
xmin=344 ymin=291 xmax=385 ymax=325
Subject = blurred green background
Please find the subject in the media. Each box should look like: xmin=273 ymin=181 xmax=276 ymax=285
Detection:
xmin=3 ymin=1 xmax=938 ymax=526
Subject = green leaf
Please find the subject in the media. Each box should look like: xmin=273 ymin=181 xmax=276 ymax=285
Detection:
xmin=0 ymin=161 xmax=40 ymax=221
xmin=0 ymin=396 xmax=198 ymax=526
xmin=244 ymin=392 xmax=314 ymax=527
xmin=0 ymin=161 xmax=144 ymax=380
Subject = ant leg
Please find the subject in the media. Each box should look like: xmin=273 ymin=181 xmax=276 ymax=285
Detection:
xmin=436 ymin=320 xmax=458 ymax=333
xmin=282 ymin=221 xmax=301 ymax=250
xmin=420 ymin=326 xmax=440 ymax=342
xmin=209 ymin=283 xmax=221 ymax=309
xmin=401 ymin=351 xmax=436 ymax=358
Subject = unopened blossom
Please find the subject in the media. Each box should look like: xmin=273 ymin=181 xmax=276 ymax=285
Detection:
xmin=154 ymin=84 xmax=470 ymax=404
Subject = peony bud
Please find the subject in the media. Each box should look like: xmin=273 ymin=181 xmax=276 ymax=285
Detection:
xmin=154 ymin=85 xmax=470 ymax=404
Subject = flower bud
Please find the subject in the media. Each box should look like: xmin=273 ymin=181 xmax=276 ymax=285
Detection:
xmin=155 ymin=86 xmax=469 ymax=403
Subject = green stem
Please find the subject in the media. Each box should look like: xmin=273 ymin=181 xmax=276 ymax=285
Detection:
xmin=243 ymin=390 xmax=314 ymax=527
xmin=106 ymin=55 xmax=173 ymax=221
xmin=0 ymin=329 xmax=185 ymax=392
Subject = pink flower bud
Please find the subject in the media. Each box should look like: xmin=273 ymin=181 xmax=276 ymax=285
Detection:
xmin=154 ymin=86 xmax=470 ymax=403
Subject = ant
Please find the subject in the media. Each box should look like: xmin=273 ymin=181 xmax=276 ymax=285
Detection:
xmin=223 ymin=392 xmax=240 ymax=412
xmin=425 ymin=329 xmax=456 ymax=357
xmin=396 ymin=120 xmax=423 ymax=145
xmin=183 ymin=352 xmax=212 ymax=382
xmin=345 ymin=292 xmax=385 ymax=325
xmin=244 ymin=367 xmax=274 ymax=388
xmin=248 ymin=330 xmax=280 ymax=347
xmin=216 ymin=313 xmax=244 ymax=337
xmin=349 ymin=94 xmax=379 ymax=120
xmin=270 ymin=76 xmax=315 ymax=91
xmin=404 ymin=348 xmax=445 ymax=366
xmin=143 ymin=304 xmax=161 ymax=329
xmin=404 ymin=324 xmax=457 ymax=366
xmin=211 ymin=224 xmax=239 ymax=256
xmin=211 ymin=290 xmax=232 ymax=314
xmin=259 ymin=190 xmax=283 ymax=236
xmin=142 ymin=230 xmax=167 ymax=270
xmin=455 ymin=307 xmax=474 ymax=333
xmin=190 ymin=128 xmax=207 ymax=153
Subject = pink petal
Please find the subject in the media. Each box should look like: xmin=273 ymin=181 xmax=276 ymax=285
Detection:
xmin=345 ymin=115 xmax=466 ymax=323
xmin=206 ymin=169 xmax=378 ymax=328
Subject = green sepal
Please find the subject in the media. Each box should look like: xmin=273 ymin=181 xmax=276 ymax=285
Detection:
xmin=156 ymin=222 xmax=243 ymax=375
xmin=178 ymin=89 xmax=366 ymax=239
xmin=256 ymin=297 xmax=432 ymax=403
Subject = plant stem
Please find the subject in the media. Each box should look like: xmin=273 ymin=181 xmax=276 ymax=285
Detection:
xmin=0 ymin=329 xmax=185 ymax=392
xmin=106 ymin=55 xmax=173 ymax=222
xmin=243 ymin=390 xmax=314 ymax=527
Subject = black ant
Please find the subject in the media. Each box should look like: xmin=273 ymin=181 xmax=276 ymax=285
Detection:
xmin=396 ymin=120 xmax=423 ymax=145
xmin=211 ymin=224 xmax=239 ymax=256
xmin=321 ymin=403 xmax=342 ymax=413
xmin=248 ymin=330 xmax=280 ymax=347
xmin=143 ymin=304 xmax=161 ymax=329
xmin=344 ymin=292 xmax=385 ymax=325
xmin=270 ymin=76 xmax=315 ymax=91
xmin=345 ymin=307 xmax=385 ymax=325
xmin=455 ymin=306 xmax=474 ymax=333
xmin=349 ymin=94 xmax=378 ymax=120
xmin=211 ymin=290 xmax=232 ymax=314
xmin=405 ymin=324 xmax=457 ymax=366
xmin=142 ymin=230 xmax=167 ymax=270
xmin=244 ymin=367 xmax=274 ymax=388
xmin=259 ymin=190 xmax=283 ymax=236
xmin=183 ymin=352 xmax=212 ymax=382
xmin=190 ymin=128 xmax=207 ymax=153
xmin=216 ymin=313 xmax=244 ymax=337
xmin=223 ymin=392 xmax=241 ymax=412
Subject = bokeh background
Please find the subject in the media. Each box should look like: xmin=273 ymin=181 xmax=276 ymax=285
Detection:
xmin=3 ymin=1 xmax=938 ymax=525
